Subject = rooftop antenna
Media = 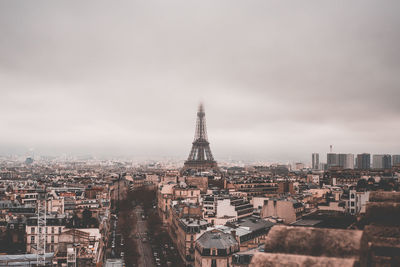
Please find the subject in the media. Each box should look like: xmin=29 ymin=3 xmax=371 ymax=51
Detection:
xmin=330 ymin=145 xmax=333 ymax=153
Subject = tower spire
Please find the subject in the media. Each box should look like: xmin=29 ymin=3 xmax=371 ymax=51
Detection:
xmin=194 ymin=103 xmax=207 ymax=141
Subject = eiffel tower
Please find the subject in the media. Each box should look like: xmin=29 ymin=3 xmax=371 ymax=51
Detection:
xmin=182 ymin=103 xmax=219 ymax=173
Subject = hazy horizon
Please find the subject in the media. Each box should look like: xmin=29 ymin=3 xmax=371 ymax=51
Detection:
xmin=1 ymin=1 xmax=400 ymax=162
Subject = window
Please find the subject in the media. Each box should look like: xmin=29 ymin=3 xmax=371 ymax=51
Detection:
xmin=39 ymin=227 xmax=42 ymax=234
xmin=31 ymin=236 xmax=35 ymax=243
xmin=351 ymin=202 xmax=355 ymax=207
xmin=211 ymin=259 xmax=217 ymax=267
xmin=59 ymin=227 xmax=62 ymax=234
xmin=51 ymin=236 xmax=54 ymax=243
xmin=31 ymin=227 xmax=35 ymax=234
xmin=51 ymin=227 xmax=54 ymax=234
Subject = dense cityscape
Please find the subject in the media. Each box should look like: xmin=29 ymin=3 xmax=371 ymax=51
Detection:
xmin=0 ymin=105 xmax=399 ymax=266
xmin=2 ymin=1 xmax=400 ymax=267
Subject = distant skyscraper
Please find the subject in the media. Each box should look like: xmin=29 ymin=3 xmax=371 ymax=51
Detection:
xmin=327 ymin=153 xmax=339 ymax=168
xmin=383 ymin=154 xmax=392 ymax=169
xmin=373 ymin=154 xmax=392 ymax=169
xmin=373 ymin=155 xmax=383 ymax=169
xmin=357 ymin=153 xmax=370 ymax=170
xmin=347 ymin=154 xmax=355 ymax=169
xmin=338 ymin=154 xmax=354 ymax=169
xmin=393 ymin=155 xmax=400 ymax=167
xmin=319 ymin=163 xmax=327 ymax=171
xmin=312 ymin=153 xmax=319 ymax=170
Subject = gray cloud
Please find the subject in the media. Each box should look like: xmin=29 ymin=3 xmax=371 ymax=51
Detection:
xmin=0 ymin=0 xmax=399 ymax=162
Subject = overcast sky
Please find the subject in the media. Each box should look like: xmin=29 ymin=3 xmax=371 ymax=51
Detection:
xmin=1 ymin=1 xmax=399 ymax=162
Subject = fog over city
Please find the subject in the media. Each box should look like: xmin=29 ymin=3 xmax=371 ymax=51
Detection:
xmin=1 ymin=0 xmax=399 ymax=161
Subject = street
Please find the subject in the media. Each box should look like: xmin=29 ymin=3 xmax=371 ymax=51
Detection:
xmin=133 ymin=205 xmax=155 ymax=267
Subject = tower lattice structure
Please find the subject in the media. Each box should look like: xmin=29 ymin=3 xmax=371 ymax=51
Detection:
xmin=183 ymin=104 xmax=219 ymax=173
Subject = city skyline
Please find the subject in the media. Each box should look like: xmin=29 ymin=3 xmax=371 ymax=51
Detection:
xmin=1 ymin=2 xmax=400 ymax=266
xmin=1 ymin=1 xmax=400 ymax=161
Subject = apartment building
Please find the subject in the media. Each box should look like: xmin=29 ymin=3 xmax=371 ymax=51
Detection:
xmin=195 ymin=229 xmax=240 ymax=267
xmin=26 ymin=214 xmax=68 ymax=253
xmin=202 ymin=195 xmax=253 ymax=225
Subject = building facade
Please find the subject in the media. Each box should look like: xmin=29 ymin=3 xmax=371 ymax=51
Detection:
xmin=312 ymin=153 xmax=319 ymax=170
xmin=338 ymin=154 xmax=354 ymax=169
xmin=372 ymin=154 xmax=392 ymax=169
xmin=327 ymin=153 xmax=339 ymax=169
xmin=195 ymin=230 xmax=240 ymax=267
xmin=356 ymin=154 xmax=371 ymax=170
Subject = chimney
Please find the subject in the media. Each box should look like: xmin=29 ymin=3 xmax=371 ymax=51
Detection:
xmin=231 ymin=230 xmax=236 ymax=239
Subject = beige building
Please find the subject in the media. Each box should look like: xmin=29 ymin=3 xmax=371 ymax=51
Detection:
xmin=186 ymin=176 xmax=209 ymax=193
xmin=261 ymin=198 xmax=304 ymax=224
xmin=56 ymin=228 xmax=102 ymax=266
xmin=195 ymin=229 xmax=239 ymax=267
xmin=26 ymin=215 xmax=67 ymax=253
xmin=176 ymin=217 xmax=210 ymax=265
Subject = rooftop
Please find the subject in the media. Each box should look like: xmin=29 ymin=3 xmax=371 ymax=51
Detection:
xmin=179 ymin=217 xmax=209 ymax=227
xmin=264 ymin=225 xmax=362 ymax=258
xmin=229 ymin=216 xmax=275 ymax=232
xmin=196 ymin=230 xmax=238 ymax=249
xmin=290 ymin=219 xmax=322 ymax=227
xmin=251 ymin=252 xmax=356 ymax=267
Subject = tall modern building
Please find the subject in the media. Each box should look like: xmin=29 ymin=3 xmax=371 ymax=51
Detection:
xmin=373 ymin=154 xmax=392 ymax=169
xmin=327 ymin=153 xmax=339 ymax=169
xmin=312 ymin=153 xmax=319 ymax=170
xmin=383 ymin=154 xmax=392 ymax=169
xmin=182 ymin=104 xmax=219 ymax=173
xmin=338 ymin=154 xmax=354 ymax=169
xmin=319 ymin=163 xmax=327 ymax=171
xmin=357 ymin=153 xmax=371 ymax=170
xmin=393 ymin=155 xmax=400 ymax=167
xmin=372 ymin=155 xmax=383 ymax=169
